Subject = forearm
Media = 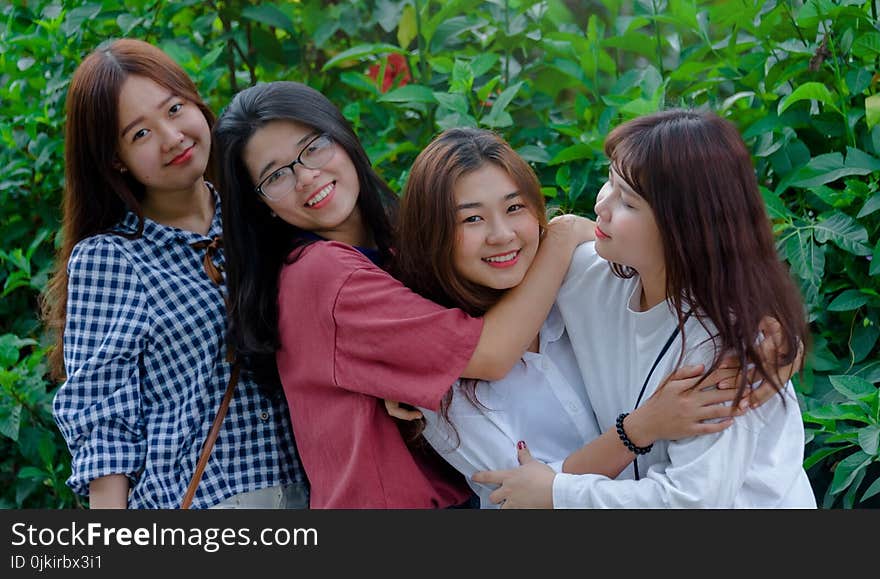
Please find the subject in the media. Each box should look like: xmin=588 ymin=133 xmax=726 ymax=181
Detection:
xmin=462 ymin=222 xmax=593 ymax=380
xmin=88 ymin=474 xmax=130 ymax=509
xmin=562 ymin=409 xmax=659 ymax=477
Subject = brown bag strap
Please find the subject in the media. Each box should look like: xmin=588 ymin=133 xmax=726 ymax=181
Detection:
xmin=181 ymin=362 xmax=240 ymax=509
xmin=181 ymin=234 xmax=237 ymax=509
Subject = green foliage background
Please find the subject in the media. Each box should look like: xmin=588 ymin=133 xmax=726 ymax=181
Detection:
xmin=1 ymin=0 xmax=878 ymax=508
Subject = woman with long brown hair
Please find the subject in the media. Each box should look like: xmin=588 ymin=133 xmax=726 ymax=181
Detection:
xmin=44 ymin=39 xmax=307 ymax=509
xmin=474 ymin=110 xmax=815 ymax=508
xmin=394 ymin=127 xmax=791 ymax=508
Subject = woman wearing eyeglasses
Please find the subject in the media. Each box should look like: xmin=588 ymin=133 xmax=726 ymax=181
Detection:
xmin=212 ymin=81 xmax=596 ymax=508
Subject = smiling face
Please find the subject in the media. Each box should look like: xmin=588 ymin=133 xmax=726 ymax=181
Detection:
xmin=451 ymin=163 xmax=541 ymax=291
xmin=593 ymin=167 xmax=664 ymax=277
xmin=242 ymin=119 xmax=364 ymax=245
xmin=115 ymin=74 xmax=211 ymax=198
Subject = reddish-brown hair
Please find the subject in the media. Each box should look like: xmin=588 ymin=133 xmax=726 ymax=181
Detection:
xmin=605 ymin=109 xmax=808 ymax=404
xmin=42 ymin=38 xmax=215 ymax=380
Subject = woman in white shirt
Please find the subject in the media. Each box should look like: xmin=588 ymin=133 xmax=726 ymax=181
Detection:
xmin=392 ymin=127 xmax=786 ymax=508
xmin=473 ymin=110 xmax=815 ymax=508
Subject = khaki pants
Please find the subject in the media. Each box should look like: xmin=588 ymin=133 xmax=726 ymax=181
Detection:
xmin=209 ymin=483 xmax=309 ymax=509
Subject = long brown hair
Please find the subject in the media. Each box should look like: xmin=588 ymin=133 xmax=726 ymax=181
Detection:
xmin=394 ymin=127 xmax=547 ymax=442
xmin=395 ymin=128 xmax=547 ymax=316
xmin=42 ymin=38 xmax=215 ymax=381
xmin=605 ymin=109 xmax=808 ymax=404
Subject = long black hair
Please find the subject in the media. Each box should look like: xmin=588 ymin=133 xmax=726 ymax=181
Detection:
xmin=212 ymin=81 xmax=398 ymax=381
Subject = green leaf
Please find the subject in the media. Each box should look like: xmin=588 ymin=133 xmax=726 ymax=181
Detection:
xmin=867 ymin=94 xmax=880 ymax=131
xmin=813 ymin=212 xmax=872 ymax=256
xmin=805 ymin=405 xmax=868 ymax=422
xmin=858 ymin=193 xmax=880 ymax=218
xmin=830 ymin=451 xmax=872 ymax=495
xmin=483 ymin=82 xmax=523 ymax=127
xmin=828 ymin=289 xmax=870 ymax=311
xmin=541 ymin=186 xmax=558 ymax=199
xmin=397 ymin=4 xmax=417 ymax=49
xmin=433 ymin=92 xmax=469 ymax=115
xmin=241 ymin=4 xmax=294 ymax=33
xmin=804 ymin=445 xmax=845 ymax=470
xmin=17 ymin=466 xmax=46 ymax=481
xmin=322 ymin=43 xmax=403 ymax=71
xmin=861 ymin=476 xmax=880 ymax=503
xmin=548 ymin=144 xmax=594 ymax=166
xmin=858 ymin=427 xmax=880 ymax=456
xmin=829 ymin=375 xmax=878 ymax=402
xmin=852 ymin=32 xmax=880 ymax=60
xmin=517 ymin=146 xmax=550 ymax=164
xmin=778 ymin=82 xmax=840 ymax=115
xmin=779 ymin=228 xmax=823 ymax=291
xmin=0 ymin=398 xmax=22 ymax=441
xmin=378 ymin=84 xmax=437 ymax=104
xmin=872 ymin=239 xmax=880 ymax=277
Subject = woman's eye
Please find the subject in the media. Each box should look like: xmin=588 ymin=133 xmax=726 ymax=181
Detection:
xmin=132 ymin=128 xmax=149 ymax=141
xmin=169 ymin=102 xmax=183 ymax=115
xmin=463 ymin=215 xmax=483 ymax=224
xmin=508 ymin=203 xmax=525 ymax=213
xmin=265 ymin=169 xmax=286 ymax=185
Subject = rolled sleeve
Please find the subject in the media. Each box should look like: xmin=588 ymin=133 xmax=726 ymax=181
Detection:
xmin=332 ymin=266 xmax=484 ymax=411
xmin=53 ymin=239 xmax=149 ymax=496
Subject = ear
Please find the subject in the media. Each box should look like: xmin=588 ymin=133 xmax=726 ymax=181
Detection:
xmin=112 ymin=157 xmax=128 ymax=173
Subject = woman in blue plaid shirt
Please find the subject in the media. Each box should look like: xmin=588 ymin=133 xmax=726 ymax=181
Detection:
xmin=43 ymin=39 xmax=308 ymax=509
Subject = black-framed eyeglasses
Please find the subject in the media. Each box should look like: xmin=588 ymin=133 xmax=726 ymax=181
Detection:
xmin=254 ymin=133 xmax=336 ymax=201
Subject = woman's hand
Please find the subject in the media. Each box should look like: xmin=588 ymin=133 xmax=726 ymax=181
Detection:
xmin=383 ymin=399 xmax=422 ymax=421
xmin=472 ymin=443 xmax=555 ymax=509
xmin=544 ymin=214 xmax=596 ymax=247
xmin=623 ymin=363 xmax=750 ymax=447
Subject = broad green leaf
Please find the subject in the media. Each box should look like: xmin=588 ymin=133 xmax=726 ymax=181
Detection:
xmin=322 ymin=43 xmax=402 ymax=71
xmin=548 ymin=144 xmax=594 ymax=166
xmin=813 ymin=212 xmax=872 ymax=256
xmin=804 ymin=405 xmax=868 ymax=422
xmin=845 ymin=147 xmax=880 ymax=172
xmin=779 ymin=228 xmax=823 ymax=290
xmin=858 ymin=427 xmax=880 ymax=456
xmin=778 ymin=82 xmax=839 ymax=115
xmin=829 ymin=375 xmax=877 ymax=402
xmin=17 ymin=466 xmax=46 ymax=480
xmin=858 ymin=193 xmax=880 ymax=218
xmin=541 ymin=187 xmax=558 ymax=199
xmin=866 ymin=94 xmax=880 ymax=131
xmin=241 ymin=4 xmax=294 ymax=33
xmin=760 ymin=186 xmax=792 ymax=220
xmin=0 ymin=397 xmax=21 ymax=441
xmin=827 ymin=289 xmax=869 ymax=311
xmin=846 ymin=68 xmax=873 ymax=96
xmin=861 ymin=476 xmax=880 ymax=503
xmin=830 ymin=450 xmax=872 ymax=495
xmin=433 ymin=92 xmax=469 ymax=115
xmin=485 ymin=82 xmax=523 ymax=119
xmin=471 ymin=54 xmax=499 ymax=78
xmin=397 ymin=4 xmax=417 ymax=49
xmin=378 ymin=84 xmax=436 ymax=104
xmin=517 ymin=146 xmax=550 ymax=164
xmin=804 ymin=445 xmax=845 ymax=470
xmin=852 ymin=32 xmax=880 ymax=60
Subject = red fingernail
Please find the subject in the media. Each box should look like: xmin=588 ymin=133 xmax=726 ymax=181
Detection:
xmin=517 ymin=440 xmax=527 ymax=450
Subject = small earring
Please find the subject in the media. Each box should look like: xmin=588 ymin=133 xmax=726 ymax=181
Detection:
xmin=270 ymin=210 xmax=277 ymax=218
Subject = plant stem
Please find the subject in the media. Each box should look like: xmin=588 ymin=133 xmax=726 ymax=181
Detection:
xmin=652 ymin=0 xmax=665 ymax=77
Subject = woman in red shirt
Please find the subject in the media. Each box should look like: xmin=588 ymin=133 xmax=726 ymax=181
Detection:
xmin=212 ymin=81 xmax=594 ymax=508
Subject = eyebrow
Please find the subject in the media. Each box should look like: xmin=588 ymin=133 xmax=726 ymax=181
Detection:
xmin=120 ymin=93 xmax=177 ymax=138
xmin=256 ymin=131 xmax=320 ymax=180
xmin=456 ymin=191 xmax=520 ymax=211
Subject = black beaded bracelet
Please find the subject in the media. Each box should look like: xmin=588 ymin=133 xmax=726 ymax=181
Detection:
xmin=616 ymin=412 xmax=653 ymax=455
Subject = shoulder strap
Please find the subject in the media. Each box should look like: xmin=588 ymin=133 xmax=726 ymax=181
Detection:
xmin=181 ymin=362 xmax=240 ymax=509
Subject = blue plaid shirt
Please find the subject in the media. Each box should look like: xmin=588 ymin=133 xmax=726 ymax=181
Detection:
xmin=53 ymin=185 xmax=306 ymax=508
